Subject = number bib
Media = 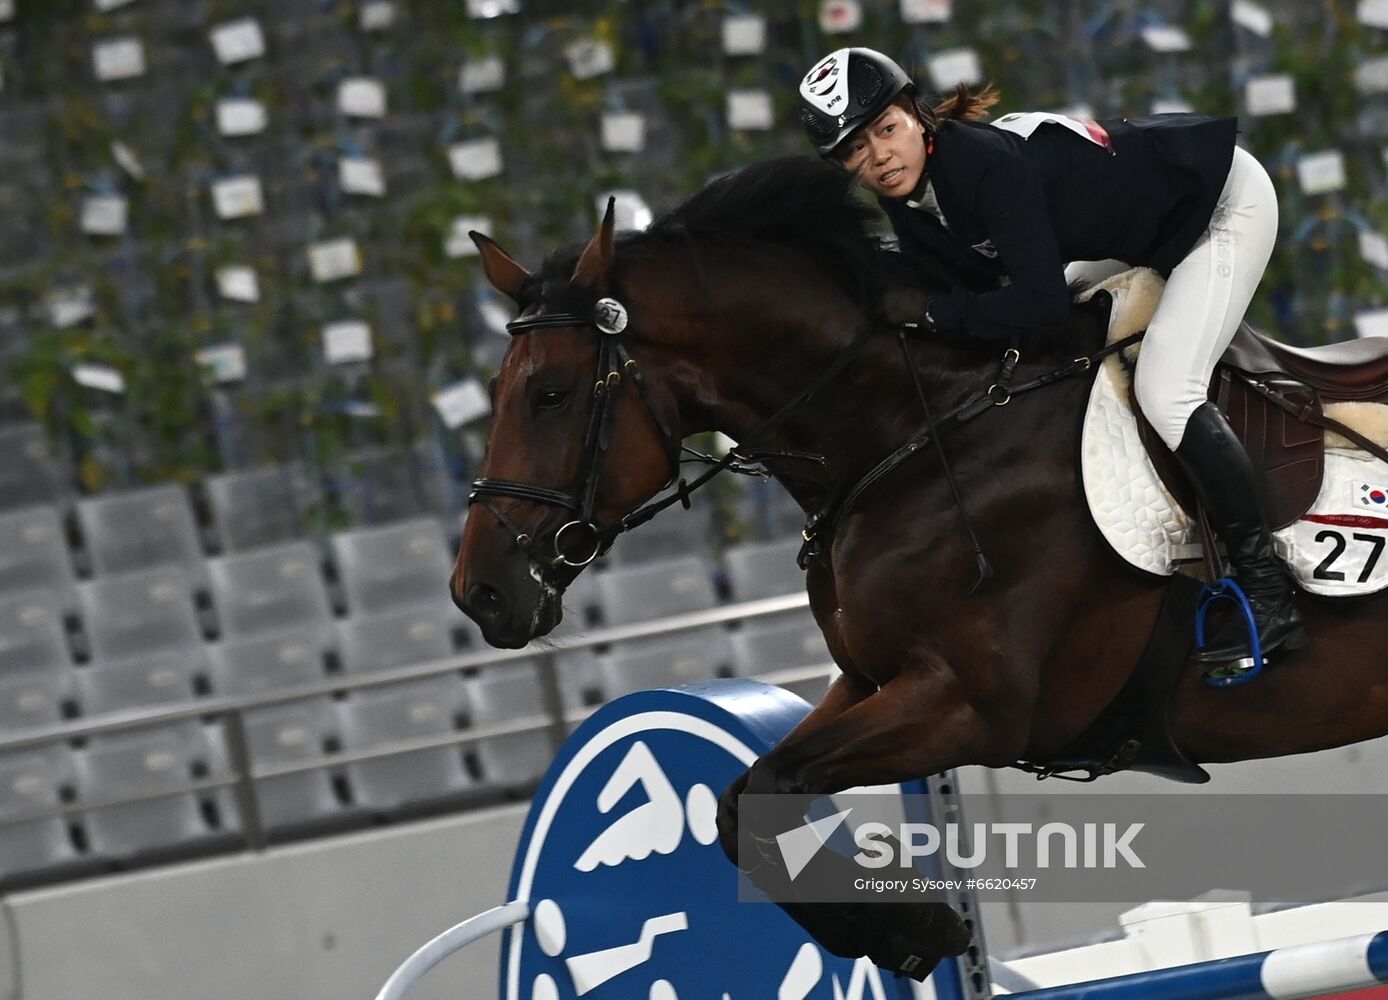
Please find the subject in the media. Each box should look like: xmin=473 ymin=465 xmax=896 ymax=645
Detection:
xmin=1281 ymin=455 xmax=1388 ymax=596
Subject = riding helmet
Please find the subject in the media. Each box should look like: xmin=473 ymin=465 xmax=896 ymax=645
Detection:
xmin=798 ymin=47 xmax=916 ymax=157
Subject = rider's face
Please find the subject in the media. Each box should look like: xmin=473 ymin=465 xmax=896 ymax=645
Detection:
xmin=834 ymin=101 xmax=927 ymax=198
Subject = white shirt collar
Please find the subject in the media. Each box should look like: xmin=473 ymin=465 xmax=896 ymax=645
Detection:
xmin=905 ymin=179 xmax=948 ymax=230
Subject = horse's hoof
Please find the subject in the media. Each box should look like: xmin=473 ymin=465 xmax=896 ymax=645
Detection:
xmin=868 ymin=900 xmax=970 ymax=981
xmin=869 ymin=940 xmax=943 ymax=982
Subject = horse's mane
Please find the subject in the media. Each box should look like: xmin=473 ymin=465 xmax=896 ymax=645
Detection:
xmin=528 ymin=157 xmax=928 ymax=314
xmin=643 ymin=156 xmax=905 ymax=306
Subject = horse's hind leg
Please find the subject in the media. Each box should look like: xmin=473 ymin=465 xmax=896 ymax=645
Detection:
xmin=716 ymin=661 xmax=1024 ymax=979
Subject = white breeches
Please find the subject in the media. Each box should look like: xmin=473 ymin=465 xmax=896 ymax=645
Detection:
xmin=1133 ymin=146 xmax=1280 ymax=449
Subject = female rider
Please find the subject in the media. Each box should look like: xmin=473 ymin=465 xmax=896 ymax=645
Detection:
xmin=796 ymin=47 xmax=1304 ymax=665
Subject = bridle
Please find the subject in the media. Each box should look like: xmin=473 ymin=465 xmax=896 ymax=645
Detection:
xmin=468 ymin=294 xmax=682 ymax=588
xmin=467 ymin=290 xmax=883 ymax=591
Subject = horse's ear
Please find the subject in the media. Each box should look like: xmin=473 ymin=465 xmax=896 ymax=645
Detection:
xmin=571 ymin=197 xmax=616 ymax=291
xmin=470 ymin=232 xmax=529 ymax=304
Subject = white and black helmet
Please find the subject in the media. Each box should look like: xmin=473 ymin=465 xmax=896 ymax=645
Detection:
xmin=798 ymin=47 xmax=916 ymax=156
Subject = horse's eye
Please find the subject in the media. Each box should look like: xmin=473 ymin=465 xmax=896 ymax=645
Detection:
xmin=537 ymin=388 xmax=570 ymax=410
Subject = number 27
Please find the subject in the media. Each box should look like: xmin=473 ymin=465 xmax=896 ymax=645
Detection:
xmin=1313 ymin=529 xmax=1386 ymax=583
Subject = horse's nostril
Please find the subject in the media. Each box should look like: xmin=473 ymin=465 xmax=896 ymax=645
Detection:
xmin=466 ymin=582 xmax=507 ymax=618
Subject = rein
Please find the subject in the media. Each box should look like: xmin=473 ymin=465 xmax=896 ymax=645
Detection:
xmin=798 ymin=328 xmax=1146 ymax=572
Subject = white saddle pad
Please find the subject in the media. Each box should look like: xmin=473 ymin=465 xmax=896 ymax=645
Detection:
xmin=1078 ymin=270 xmax=1388 ymax=597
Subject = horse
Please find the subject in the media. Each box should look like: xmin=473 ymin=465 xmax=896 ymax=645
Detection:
xmin=448 ymin=155 xmax=1388 ymax=979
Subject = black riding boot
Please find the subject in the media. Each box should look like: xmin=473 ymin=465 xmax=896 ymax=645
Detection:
xmin=1173 ymin=402 xmax=1307 ymax=664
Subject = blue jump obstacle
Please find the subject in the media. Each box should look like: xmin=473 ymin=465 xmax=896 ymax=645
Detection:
xmin=377 ymin=679 xmax=952 ymax=1000
xmin=374 ymin=679 xmax=1388 ymax=1000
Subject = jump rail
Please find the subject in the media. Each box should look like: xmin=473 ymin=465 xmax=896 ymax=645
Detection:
xmin=1007 ymin=931 xmax=1388 ymax=1000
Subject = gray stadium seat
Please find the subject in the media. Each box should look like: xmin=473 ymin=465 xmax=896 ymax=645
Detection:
xmin=242 ymin=699 xmax=344 ymax=830
xmin=205 ymin=463 xmax=319 ymax=553
xmin=0 ymin=751 xmax=79 ymax=878
xmin=597 ymin=628 xmax=734 ymax=699
xmin=336 ymin=605 xmax=454 ymax=674
xmin=730 ymin=610 xmax=830 ymax=676
xmin=341 ymin=678 xmax=473 ymax=809
xmin=77 ymin=484 xmax=205 ymax=580
xmin=604 ymin=503 xmax=713 ymax=566
xmin=0 ymin=591 xmax=73 ymax=676
xmin=207 ymin=541 xmax=332 ymax=639
xmin=0 ymin=505 xmax=78 ymax=613
xmin=555 ymin=647 xmax=605 ymax=712
xmin=725 ymin=536 xmax=807 ymax=601
xmin=730 ymin=611 xmax=837 ymax=704
xmin=79 ymin=568 xmax=203 ymax=661
xmin=464 ymin=663 xmax=554 ymax=787
xmin=206 ymin=626 xmax=335 ymax=696
xmin=0 ymin=424 xmax=64 ymax=511
xmin=76 ymin=646 xmax=207 ymax=715
xmin=331 ymin=517 xmax=453 ymax=615
xmin=75 ymin=727 xmax=220 ymax=857
xmin=0 ymin=671 xmax=70 ymax=731
xmin=595 ymin=555 xmax=718 ymax=627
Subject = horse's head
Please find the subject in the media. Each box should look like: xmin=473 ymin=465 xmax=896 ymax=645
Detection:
xmin=452 ymin=204 xmax=682 ymax=648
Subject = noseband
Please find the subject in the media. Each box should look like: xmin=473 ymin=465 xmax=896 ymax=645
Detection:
xmin=468 ymin=295 xmax=681 ymax=586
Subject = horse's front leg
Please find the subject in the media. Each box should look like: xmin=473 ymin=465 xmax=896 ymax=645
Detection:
xmin=751 ymin=653 xmax=1027 ymax=793
xmin=718 ymin=655 xmax=1031 ymax=980
xmin=716 ymin=668 xmax=875 ymax=850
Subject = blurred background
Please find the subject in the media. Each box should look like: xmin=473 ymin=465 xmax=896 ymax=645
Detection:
xmin=1 ymin=2 xmax=1388 ymax=999
xmin=1 ymin=0 xmax=1388 ymax=502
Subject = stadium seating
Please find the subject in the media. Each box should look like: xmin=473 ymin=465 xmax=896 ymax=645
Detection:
xmin=724 ymin=536 xmax=806 ymax=601
xmin=205 ymin=464 xmax=320 ymax=554
xmin=0 ymin=505 xmax=78 ymax=613
xmin=331 ymin=517 xmax=454 ymax=616
xmin=240 ymin=698 xmax=346 ymax=832
xmin=0 ymin=590 xmax=73 ymax=677
xmin=463 ymin=663 xmax=553 ymax=788
xmin=340 ymin=678 xmax=473 ymax=810
xmin=207 ymin=541 xmax=332 ymax=639
xmin=75 ymin=725 xmax=227 ymax=858
xmin=79 ymin=568 xmax=204 ymax=661
xmin=206 ymin=626 xmax=335 ymax=697
xmin=76 ymin=647 xmax=207 ymax=715
xmin=602 ymin=501 xmax=713 ymax=566
xmin=596 ymin=628 xmax=734 ymax=699
xmin=0 ymin=750 xmax=80 ymax=879
xmin=730 ymin=609 xmax=830 ymax=676
xmin=336 ymin=605 xmax=455 ymax=674
xmin=0 ymin=425 xmax=65 ymax=512
xmin=595 ymin=554 xmax=719 ymax=626
xmin=76 ymin=484 xmax=206 ymax=583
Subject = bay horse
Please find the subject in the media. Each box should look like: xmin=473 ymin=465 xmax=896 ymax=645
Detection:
xmin=449 ymin=156 xmax=1388 ymax=979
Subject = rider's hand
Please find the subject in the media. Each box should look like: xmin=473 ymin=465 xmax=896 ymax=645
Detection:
xmin=881 ymin=287 xmax=933 ymax=328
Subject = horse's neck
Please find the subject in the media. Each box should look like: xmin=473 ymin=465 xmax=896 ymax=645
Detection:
xmin=624 ymin=248 xmax=1003 ymax=511
xmin=672 ymin=305 xmax=997 ymax=513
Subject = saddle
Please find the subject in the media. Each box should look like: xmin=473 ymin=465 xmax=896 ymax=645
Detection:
xmin=1032 ymin=280 xmax=1388 ymax=784
xmin=1089 ymin=272 xmax=1388 ymax=530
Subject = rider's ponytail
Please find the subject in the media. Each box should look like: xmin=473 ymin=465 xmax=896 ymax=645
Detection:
xmin=913 ymin=82 xmax=1001 ymax=131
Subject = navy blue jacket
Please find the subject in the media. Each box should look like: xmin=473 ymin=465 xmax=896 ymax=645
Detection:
xmin=878 ymin=114 xmax=1239 ymax=342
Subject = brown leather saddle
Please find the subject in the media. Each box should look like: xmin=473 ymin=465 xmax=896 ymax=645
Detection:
xmin=1132 ymin=322 xmax=1388 ymax=530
